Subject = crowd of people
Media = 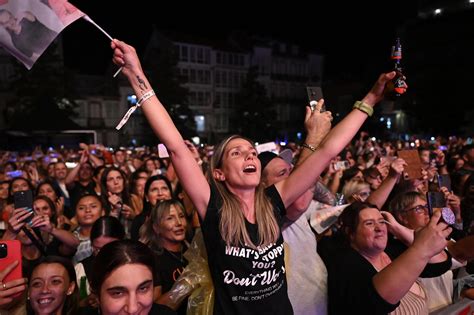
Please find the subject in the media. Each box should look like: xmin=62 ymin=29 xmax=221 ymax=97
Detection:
xmin=0 ymin=39 xmax=473 ymax=314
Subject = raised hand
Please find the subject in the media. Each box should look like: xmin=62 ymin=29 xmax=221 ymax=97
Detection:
xmin=30 ymin=214 xmax=53 ymax=233
xmin=412 ymin=211 xmax=451 ymax=259
xmin=388 ymin=158 xmax=407 ymax=178
xmin=362 ymin=72 xmax=400 ymax=106
xmin=8 ymin=208 xmax=32 ymax=234
xmin=120 ymin=204 xmax=135 ymax=220
xmin=0 ymin=261 xmax=27 ymax=308
xmin=111 ymin=39 xmax=144 ymax=79
xmin=304 ymin=99 xmax=333 ymax=142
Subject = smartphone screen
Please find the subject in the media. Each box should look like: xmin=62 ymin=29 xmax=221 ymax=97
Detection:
xmin=6 ymin=170 xmax=23 ymax=178
xmin=157 ymin=144 xmax=170 ymax=158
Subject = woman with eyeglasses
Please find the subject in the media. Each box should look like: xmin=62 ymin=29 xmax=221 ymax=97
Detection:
xmin=75 ymin=216 xmax=125 ymax=311
xmin=319 ymin=201 xmax=452 ymax=314
xmin=389 ymin=191 xmax=465 ymax=313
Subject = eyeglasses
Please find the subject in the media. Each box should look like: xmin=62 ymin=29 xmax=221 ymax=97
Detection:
xmin=404 ymin=204 xmax=429 ymax=215
xmin=358 ymin=191 xmax=371 ymax=198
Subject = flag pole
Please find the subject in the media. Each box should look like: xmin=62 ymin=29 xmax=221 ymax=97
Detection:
xmin=83 ymin=15 xmax=123 ymax=77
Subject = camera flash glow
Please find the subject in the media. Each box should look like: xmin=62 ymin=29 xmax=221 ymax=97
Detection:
xmin=410 ymin=142 xmax=415 ymax=147
xmin=430 ymin=137 xmax=435 ymax=141
xmin=434 ymin=8 xmax=442 ymax=15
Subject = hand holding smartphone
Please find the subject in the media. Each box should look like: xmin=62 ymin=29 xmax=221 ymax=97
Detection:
xmin=437 ymin=174 xmax=452 ymax=191
xmin=0 ymin=240 xmax=25 ymax=299
xmin=426 ymin=191 xmax=455 ymax=225
xmin=13 ymin=190 xmax=34 ymax=226
xmin=306 ymin=86 xmax=325 ymax=112
xmin=334 ymin=161 xmax=350 ymax=171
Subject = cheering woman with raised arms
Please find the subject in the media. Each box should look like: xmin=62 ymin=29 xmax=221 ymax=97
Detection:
xmin=111 ymin=39 xmax=398 ymax=314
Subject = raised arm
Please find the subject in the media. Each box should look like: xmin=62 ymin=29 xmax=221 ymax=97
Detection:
xmin=366 ymin=158 xmax=406 ymax=209
xmin=276 ymin=72 xmax=398 ymax=207
xmin=65 ymin=150 xmax=87 ymax=186
xmin=111 ymin=40 xmax=210 ymax=218
xmin=373 ymin=211 xmax=451 ymax=304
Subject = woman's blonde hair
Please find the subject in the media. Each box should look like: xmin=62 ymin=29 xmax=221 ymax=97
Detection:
xmin=139 ymin=199 xmax=186 ymax=252
xmin=342 ymin=179 xmax=370 ymax=203
xmin=209 ymin=135 xmax=279 ymax=249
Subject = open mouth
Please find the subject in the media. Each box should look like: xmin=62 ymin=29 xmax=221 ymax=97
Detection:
xmin=243 ymin=165 xmax=257 ymax=173
xmin=38 ymin=298 xmax=54 ymax=305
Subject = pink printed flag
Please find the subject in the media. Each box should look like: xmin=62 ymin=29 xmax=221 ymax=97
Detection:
xmin=0 ymin=0 xmax=84 ymax=69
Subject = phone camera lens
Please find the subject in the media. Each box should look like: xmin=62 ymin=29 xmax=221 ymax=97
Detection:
xmin=0 ymin=243 xmax=8 ymax=259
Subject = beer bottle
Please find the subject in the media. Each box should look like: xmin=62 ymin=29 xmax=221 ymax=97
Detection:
xmin=389 ymin=37 xmax=407 ymax=96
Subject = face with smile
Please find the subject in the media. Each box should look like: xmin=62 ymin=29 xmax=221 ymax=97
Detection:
xmin=397 ymin=197 xmax=430 ymax=230
xmin=99 ymin=263 xmax=154 ymax=315
xmin=29 ymin=263 xmax=75 ymax=315
xmin=351 ymin=208 xmax=388 ymax=255
xmin=214 ymin=138 xmax=261 ymax=190
xmin=54 ymin=163 xmax=68 ymax=181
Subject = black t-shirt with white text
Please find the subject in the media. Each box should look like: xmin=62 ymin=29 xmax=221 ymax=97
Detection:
xmin=201 ymin=184 xmax=293 ymax=315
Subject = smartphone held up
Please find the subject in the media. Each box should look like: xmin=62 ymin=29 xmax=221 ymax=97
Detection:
xmin=13 ymin=190 xmax=34 ymax=226
xmin=306 ymin=86 xmax=325 ymax=112
xmin=0 ymin=240 xmax=23 ymax=297
xmin=426 ymin=191 xmax=455 ymax=226
xmin=334 ymin=160 xmax=350 ymax=171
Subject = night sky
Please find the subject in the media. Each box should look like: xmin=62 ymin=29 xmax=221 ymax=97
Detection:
xmin=5 ymin=0 xmax=471 ymax=135
xmin=63 ymin=1 xmax=419 ymax=77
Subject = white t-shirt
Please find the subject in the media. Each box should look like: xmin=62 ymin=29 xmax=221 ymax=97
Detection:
xmin=283 ymin=200 xmax=328 ymax=315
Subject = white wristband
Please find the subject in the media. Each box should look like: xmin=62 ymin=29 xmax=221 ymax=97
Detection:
xmin=137 ymin=90 xmax=155 ymax=106
xmin=116 ymin=90 xmax=155 ymax=130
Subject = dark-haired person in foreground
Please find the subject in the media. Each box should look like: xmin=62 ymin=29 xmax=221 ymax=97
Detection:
xmin=90 ymin=240 xmax=175 ymax=315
